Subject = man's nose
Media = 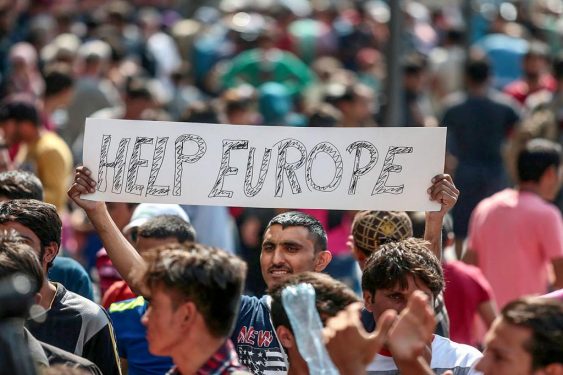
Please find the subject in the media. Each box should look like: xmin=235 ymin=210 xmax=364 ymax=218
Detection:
xmin=272 ymin=248 xmax=286 ymax=264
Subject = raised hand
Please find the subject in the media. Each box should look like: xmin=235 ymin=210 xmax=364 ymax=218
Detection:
xmin=427 ymin=174 xmax=459 ymax=217
xmin=323 ymin=302 xmax=397 ymax=375
xmin=67 ymin=166 xmax=106 ymax=213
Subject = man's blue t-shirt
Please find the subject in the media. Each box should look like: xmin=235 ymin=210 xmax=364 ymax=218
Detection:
xmin=231 ymin=295 xmax=288 ymax=374
xmin=108 ymin=297 xmax=173 ymax=375
xmin=49 ymin=256 xmax=94 ymax=301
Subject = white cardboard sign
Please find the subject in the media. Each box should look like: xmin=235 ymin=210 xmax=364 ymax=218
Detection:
xmin=82 ymin=118 xmax=446 ymax=211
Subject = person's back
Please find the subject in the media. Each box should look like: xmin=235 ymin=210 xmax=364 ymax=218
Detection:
xmin=443 ymin=260 xmax=496 ymax=346
xmin=441 ymin=58 xmax=519 ymax=257
xmin=442 ymin=90 xmax=518 ymax=165
xmin=467 ymin=188 xmax=562 ymax=307
xmin=466 ymin=138 xmax=563 ymax=308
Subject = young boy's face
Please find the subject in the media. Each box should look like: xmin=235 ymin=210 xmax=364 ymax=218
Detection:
xmin=363 ymin=275 xmax=434 ymax=321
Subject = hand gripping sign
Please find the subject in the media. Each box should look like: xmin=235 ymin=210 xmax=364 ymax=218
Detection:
xmin=82 ymin=118 xmax=446 ymax=211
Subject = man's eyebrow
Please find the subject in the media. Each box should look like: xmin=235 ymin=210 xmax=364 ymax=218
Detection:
xmin=279 ymin=240 xmax=303 ymax=247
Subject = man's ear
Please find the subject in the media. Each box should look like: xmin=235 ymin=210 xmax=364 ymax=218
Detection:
xmin=276 ymin=326 xmax=295 ymax=350
xmin=539 ymin=363 xmax=563 ymax=375
xmin=314 ymin=250 xmax=332 ymax=272
xmin=363 ymin=290 xmax=375 ymax=313
xmin=42 ymin=242 xmax=59 ymax=266
xmin=179 ymin=301 xmax=197 ymax=330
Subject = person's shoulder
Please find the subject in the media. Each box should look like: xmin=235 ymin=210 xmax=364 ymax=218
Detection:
xmin=520 ymin=192 xmax=563 ymax=218
xmin=432 ymin=335 xmax=482 ymax=365
xmin=52 ymin=256 xmax=88 ymax=274
xmin=57 ymin=285 xmax=110 ymax=324
xmin=38 ymin=131 xmax=70 ymax=149
xmin=476 ymin=188 xmax=514 ymax=210
xmin=240 ymin=294 xmax=261 ymax=308
xmin=108 ymin=296 xmax=147 ymax=316
xmin=41 ymin=340 xmax=103 ymax=375
xmin=441 ymin=92 xmax=468 ymax=112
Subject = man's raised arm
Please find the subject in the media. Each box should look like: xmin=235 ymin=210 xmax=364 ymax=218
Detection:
xmin=68 ymin=166 xmax=145 ymax=294
xmin=425 ymin=174 xmax=459 ymax=260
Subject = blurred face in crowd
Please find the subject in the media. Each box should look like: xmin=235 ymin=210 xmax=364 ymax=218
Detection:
xmin=476 ymin=317 xmax=536 ymax=375
xmin=0 ymin=119 xmax=19 ymax=145
xmin=141 ymin=284 xmax=186 ymax=356
xmin=523 ymin=54 xmax=547 ymax=81
xmin=260 ymin=224 xmax=328 ymax=289
xmin=0 ymin=221 xmax=56 ymax=271
xmin=364 ymin=275 xmax=434 ymax=321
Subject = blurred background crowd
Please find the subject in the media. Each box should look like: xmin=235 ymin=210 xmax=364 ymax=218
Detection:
xmin=0 ymin=0 xmax=562 ymax=349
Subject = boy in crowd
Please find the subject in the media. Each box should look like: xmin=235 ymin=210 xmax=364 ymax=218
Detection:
xmin=135 ymin=242 xmax=250 ymax=374
xmin=362 ymin=238 xmax=482 ymax=374
xmin=0 ymin=199 xmax=121 ymax=375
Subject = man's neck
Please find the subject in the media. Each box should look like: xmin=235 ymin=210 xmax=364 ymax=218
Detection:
xmin=517 ymin=182 xmax=542 ymax=197
xmin=39 ymin=279 xmax=57 ymax=310
xmin=286 ymin=347 xmax=309 ymax=375
xmin=172 ymin=334 xmax=225 ymax=375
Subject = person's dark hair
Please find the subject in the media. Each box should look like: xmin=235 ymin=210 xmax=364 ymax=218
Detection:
xmin=0 ymin=100 xmax=40 ymax=127
xmin=139 ymin=243 xmax=247 ymax=337
xmin=307 ymin=104 xmax=341 ymax=127
xmin=43 ymin=64 xmax=74 ymax=98
xmin=445 ymin=28 xmax=464 ymax=45
xmin=137 ymin=215 xmax=196 ymax=243
xmin=362 ymin=238 xmax=444 ymax=298
xmin=501 ymin=297 xmax=563 ymax=369
xmin=270 ymin=272 xmax=359 ymax=333
xmin=553 ymin=53 xmax=563 ymax=81
xmin=465 ymin=58 xmax=490 ymax=84
xmin=266 ymin=211 xmax=328 ymax=252
xmin=0 ymin=200 xmax=61 ymax=269
xmin=181 ymin=101 xmax=220 ymax=124
xmin=125 ymin=77 xmax=153 ymax=101
xmin=517 ymin=138 xmax=561 ymax=182
xmin=402 ymin=53 xmax=426 ymax=75
xmin=0 ymin=170 xmax=44 ymax=201
xmin=0 ymin=230 xmax=44 ymax=294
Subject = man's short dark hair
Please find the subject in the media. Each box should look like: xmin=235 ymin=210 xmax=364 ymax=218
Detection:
xmin=0 ymin=170 xmax=44 ymax=201
xmin=0 ymin=230 xmax=44 ymax=295
xmin=43 ymin=64 xmax=74 ymax=98
xmin=517 ymin=138 xmax=561 ymax=182
xmin=137 ymin=215 xmax=196 ymax=243
xmin=270 ymin=272 xmax=359 ymax=333
xmin=553 ymin=53 xmax=563 ymax=81
xmin=362 ymin=238 xmax=444 ymax=298
xmin=501 ymin=297 xmax=563 ymax=370
xmin=139 ymin=243 xmax=247 ymax=338
xmin=266 ymin=211 xmax=328 ymax=252
xmin=465 ymin=58 xmax=490 ymax=84
xmin=0 ymin=200 xmax=61 ymax=269
xmin=0 ymin=100 xmax=40 ymax=127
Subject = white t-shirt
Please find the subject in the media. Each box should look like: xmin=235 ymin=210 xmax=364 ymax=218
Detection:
xmin=367 ymin=335 xmax=482 ymax=375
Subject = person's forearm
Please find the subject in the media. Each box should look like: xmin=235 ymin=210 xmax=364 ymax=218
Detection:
xmin=87 ymin=206 xmax=145 ymax=293
xmin=424 ymin=213 xmax=443 ymax=260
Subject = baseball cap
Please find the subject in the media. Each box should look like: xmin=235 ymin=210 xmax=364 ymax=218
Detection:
xmin=352 ymin=210 xmax=413 ymax=255
xmin=122 ymin=203 xmax=190 ymax=235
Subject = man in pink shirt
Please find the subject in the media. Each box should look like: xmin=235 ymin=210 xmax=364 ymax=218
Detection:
xmin=464 ymin=139 xmax=563 ymax=308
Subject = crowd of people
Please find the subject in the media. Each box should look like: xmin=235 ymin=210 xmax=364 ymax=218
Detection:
xmin=0 ymin=0 xmax=562 ymax=374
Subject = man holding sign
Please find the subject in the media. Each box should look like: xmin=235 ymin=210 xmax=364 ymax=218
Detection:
xmin=69 ymin=120 xmax=457 ymax=374
xmin=69 ymin=167 xmax=456 ymax=375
